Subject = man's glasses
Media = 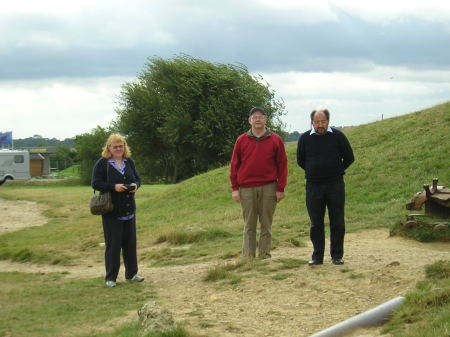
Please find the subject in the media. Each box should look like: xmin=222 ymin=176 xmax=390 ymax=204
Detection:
xmin=250 ymin=115 xmax=266 ymax=120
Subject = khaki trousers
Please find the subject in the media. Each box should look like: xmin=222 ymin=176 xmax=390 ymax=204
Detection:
xmin=240 ymin=182 xmax=277 ymax=258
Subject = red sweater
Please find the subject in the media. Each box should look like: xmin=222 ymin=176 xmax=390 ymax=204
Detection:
xmin=230 ymin=130 xmax=288 ymax=192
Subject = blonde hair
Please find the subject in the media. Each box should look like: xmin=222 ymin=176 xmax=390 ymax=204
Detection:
xmin=101 ymin=133 xmax=132 ymax=158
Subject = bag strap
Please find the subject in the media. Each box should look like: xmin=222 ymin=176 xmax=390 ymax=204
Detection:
xmin=92 ymin=159 xmax=110 ymax=194
xmin=106 ymin=159 xmax=109 ymax=183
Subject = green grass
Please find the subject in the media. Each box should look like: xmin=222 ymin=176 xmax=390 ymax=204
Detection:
xmin=426 ymin=260 xmax=450 ymax=279
xmin=203 ymin=264 xmax=243 ymax=284
xmin=349 ymin=273 xmax=365 ymax=279
xmin=202 ymin=259 xmax=267 ymax=282
xmin=0 ymin=101 xmax=450 ymax=336
xmin=0 ymin=248 xmax=70 ymax=265
xmin=382 ymin=261 xmax=450 ymax=337
xmin=2 ymin=102 xmax=448 ymax=266
xmin=0 ymin=185 xmax=104 ymax=265
xmin=57 ymin=164 xmax=81 ymax=178
xmin=155 ymin=228 xmax=234 ymax=245
xmin=271 ymin=272 xmax=294 ymax=280
xmin=81 ymin=324 xmax=190 ymax=337
xmin=0 ymin=272 xmax=155 ymax=337
xmin=5 ymin=176 xmax=82 ymax=186
xmin=203 ymin=257 xmax=307 ymax=284
xmin=274 ymin=258 xmax=308 ymax=269
xmin=150 ymin=258 xmax=201 ymax=268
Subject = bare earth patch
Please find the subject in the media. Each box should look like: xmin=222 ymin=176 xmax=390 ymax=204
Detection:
xmin=0 ymin=199 xmax=48 ymax=234
xmin=1 ymin=199 xmax=449 ymax=337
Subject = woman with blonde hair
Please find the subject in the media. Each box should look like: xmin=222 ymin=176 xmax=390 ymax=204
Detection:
xmin=92 ymin=133 xmax=144 ymax=287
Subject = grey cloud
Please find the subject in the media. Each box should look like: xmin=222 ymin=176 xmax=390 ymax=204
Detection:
xmin=1 ymin=3 xmax=450 ymax=80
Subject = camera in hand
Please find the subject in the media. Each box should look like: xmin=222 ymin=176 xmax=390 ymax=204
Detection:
xmin=123 ymin=184 xmax=136 ymax=191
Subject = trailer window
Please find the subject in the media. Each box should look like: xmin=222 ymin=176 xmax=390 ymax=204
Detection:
xmin=14 ymin=155 xmax=25 ymax=164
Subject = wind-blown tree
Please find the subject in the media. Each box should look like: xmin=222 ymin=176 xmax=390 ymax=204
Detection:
xmin=117 ymin=55 xmax=285 ymax=183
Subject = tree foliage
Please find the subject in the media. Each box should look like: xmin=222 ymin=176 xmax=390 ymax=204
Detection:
xmin=74 ymin=126 xmax=110 ymax=185
xmin=284 ymin=131 xmax=301 ymax=142
xmin=14 ymin=136 xmax=75 ymax=148
xmin=50 ymin=146 xmax=77 ymax=170
xmin=117 ymin=55 xmax=285 ymax=183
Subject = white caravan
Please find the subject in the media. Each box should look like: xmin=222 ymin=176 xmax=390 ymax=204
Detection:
xmin=0 ymin=150 xmax=31 ymax=185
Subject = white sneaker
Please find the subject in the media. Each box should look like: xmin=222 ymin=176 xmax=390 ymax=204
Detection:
xmin=105 ymin=280 xmax=116 ymax=287
xmin=127 ymin=274 xmax=144 ymax=282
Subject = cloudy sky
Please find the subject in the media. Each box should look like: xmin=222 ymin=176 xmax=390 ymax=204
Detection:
xmin=1 ymin=0 xmax=450 ymax=139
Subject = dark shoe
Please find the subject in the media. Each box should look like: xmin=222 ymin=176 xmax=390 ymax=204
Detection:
xmin=332 ymin=258 xmax=344 ymax=265
xmin=308 ymin=260 xmax=323 ymax=266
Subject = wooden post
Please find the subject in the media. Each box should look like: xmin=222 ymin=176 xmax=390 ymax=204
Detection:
xmin=423 ymin=184 xmax=431 ymax=199
xmin=431 ymin=178 xmax=438 ymax=194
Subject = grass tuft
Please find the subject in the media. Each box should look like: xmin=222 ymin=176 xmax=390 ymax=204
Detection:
xmin=285 ymin=237 xmax=304 ymax=247
xmin=219 ymin=251 xmax=240 ymax=259
xmin=203 ymin=264 xmax=242 ymax=284
xmin=144 ymin=326 xmax=191 ymax=337
xmin=349 ymin=273 xmax=364 ymax=279
xmin=203 ymin=258 xmax=306 ymax=284
xmin=0 ymin=248 xmax=70 ymax=265
xmin=82 ymin=323 xmax=190 ymax=337
xmin=156 ymin=228 xmax=233 ymax=245
xmin=150 ymin=258 xmax=199 ymax=268
xmin=382 ymin=260 xmax=450 ymax=337
xmin=426 ymin=260 xmax=450 ymax=280
xmin=271 ymin=273 xmax=293 ymax=281
xmin=275 ymin=258 xmax=308 ymax=269
xmin=391 ymin=220 xmax=450 ymax=242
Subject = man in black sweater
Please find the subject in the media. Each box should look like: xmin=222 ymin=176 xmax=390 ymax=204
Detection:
xmin=297 ymin=109 xmax=354 ymax=266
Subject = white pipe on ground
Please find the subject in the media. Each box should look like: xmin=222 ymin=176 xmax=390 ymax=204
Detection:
xmin=309 ymin=296 xmax=405 ymax=337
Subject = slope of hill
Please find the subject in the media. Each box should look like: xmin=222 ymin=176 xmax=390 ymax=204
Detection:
xmin=0 ymin=102 xmax=449 ymax=337
xmin=135 ymin=101 xmax=450 ymax=247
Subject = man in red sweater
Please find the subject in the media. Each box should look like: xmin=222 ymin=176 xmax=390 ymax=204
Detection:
xmin=230 ymin=107 xmax=288 ymax=258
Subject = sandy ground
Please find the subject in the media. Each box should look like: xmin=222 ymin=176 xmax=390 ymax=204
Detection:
xmin=1 ymin=199 xmax=449 ymax=337
xmin=0 ymin=199 xmax=48 ymax=234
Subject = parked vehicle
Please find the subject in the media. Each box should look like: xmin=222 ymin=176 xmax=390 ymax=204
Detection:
xmin=0 ymin=150 xmax=30 ymax=185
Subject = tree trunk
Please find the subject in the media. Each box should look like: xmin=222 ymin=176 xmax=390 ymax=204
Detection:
xmin=172 ymin=162 xmax=178 ymax=184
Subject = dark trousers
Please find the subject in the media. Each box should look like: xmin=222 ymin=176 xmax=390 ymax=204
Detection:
xmin=306 ymin=179 xmax=345 ymax=261
xmin=102 ymin=216 xmax=138 ymax=281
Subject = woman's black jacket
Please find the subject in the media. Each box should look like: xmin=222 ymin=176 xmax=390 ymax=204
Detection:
xmin=91 ymin=157 xmax=141 ymax=218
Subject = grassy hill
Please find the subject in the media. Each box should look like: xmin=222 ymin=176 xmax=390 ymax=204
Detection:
xmin=0 ymin=101 xmax=449 ymax=337
xmin=136 ymin=100 xmax=450 ymax=256
xmin=1 ymin=101 xmax=449 ymax=265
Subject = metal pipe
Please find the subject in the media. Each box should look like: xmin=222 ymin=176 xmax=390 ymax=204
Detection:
xmin=309 ymin=296 xmax=405 ymax=337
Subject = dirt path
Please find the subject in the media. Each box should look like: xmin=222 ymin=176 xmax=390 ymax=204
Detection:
xmin=149 ymin=229 xmax=449 ymax=337
xmin=1 ymin=200 xmax=449 ymax=337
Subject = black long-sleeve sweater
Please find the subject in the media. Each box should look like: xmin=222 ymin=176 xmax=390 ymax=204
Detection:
xmin=91 ymin=157 xmax=141 ymax=218
xmin=296 ymin=128 xmax=354 ymax=183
